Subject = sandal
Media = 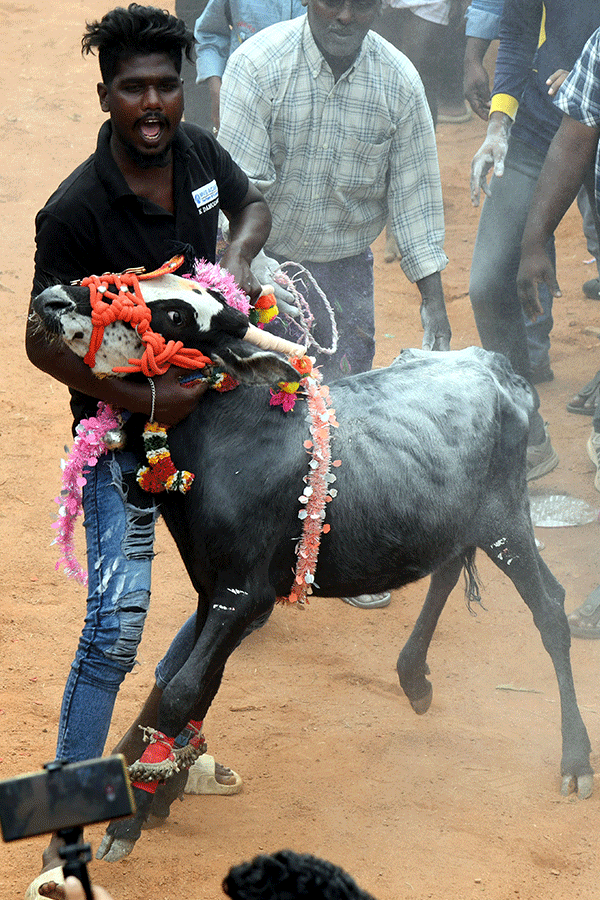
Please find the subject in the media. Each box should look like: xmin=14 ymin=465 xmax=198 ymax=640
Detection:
xmin=568 ymin=585 xmax=600 ymax=638
xmin=24 ymin=866 xmax=64 ymax=900
xmin=566 ymin=369 xmax=600 ymax=415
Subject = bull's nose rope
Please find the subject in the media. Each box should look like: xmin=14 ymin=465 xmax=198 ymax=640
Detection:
xmin=80 ymin=258 xmax=213 ymax=375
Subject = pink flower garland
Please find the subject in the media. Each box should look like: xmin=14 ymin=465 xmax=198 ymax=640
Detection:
xmin=52 ymin=402 xmax=120 ymax=584
xmin=185 ymin=259 xmax=251 ymax=316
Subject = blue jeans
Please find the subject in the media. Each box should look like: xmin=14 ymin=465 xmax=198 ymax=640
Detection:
xmin=470 ymin=138 xmax=555 ymax=378
xmin=56 ymin=451 xmax=159 ymax=762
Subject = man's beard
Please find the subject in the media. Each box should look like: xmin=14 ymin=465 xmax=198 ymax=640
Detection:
xmin=123 ymin=140 xmax=173 ymax=169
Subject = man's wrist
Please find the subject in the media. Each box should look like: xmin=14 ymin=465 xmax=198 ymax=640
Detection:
xmin=464 ymin=37 xmax=491 ymax=66
xmin=487 ymin=111 xmax=511 ymax=132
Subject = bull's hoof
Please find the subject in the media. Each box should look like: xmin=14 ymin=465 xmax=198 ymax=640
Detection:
xmin=96 ymin=787 xmax=152 ymax=862
xmin=409 ymin=684 xmax=433 ymax=715
xmin=96 ymin=833 xmax=137 ymax=862
xmin=561 ymin=773 xmax=594 ymax=799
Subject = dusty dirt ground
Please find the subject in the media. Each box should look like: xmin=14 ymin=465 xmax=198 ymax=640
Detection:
xmin=2 ymin=3 xmax=600 ymax=899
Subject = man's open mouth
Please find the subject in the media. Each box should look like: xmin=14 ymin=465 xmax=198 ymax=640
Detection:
xmin=138 ymin=117 xmax=165 ymax=143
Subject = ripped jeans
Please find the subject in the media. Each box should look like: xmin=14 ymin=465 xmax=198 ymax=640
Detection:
xmin=55 ymin=450 xmax=159 ymax=762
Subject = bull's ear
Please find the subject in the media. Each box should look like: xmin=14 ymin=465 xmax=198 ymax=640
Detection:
xmin=212 ymin=343 xmax=301 ymax=385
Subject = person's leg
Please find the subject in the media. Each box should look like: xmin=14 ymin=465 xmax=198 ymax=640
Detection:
xmin=56 ymin=450 xmax=158 ymax=762
xmin=40 ymin=451 xmax=158 ymax=880
xmin=470 ymin=140 xmax=545 ymax=381
xmin=264 ymin=250 xmax=376 ymax=381
xmin=298 ymin=253 xmax=388 ymax=608
xmin=382 ymin=9 xmax=443 ymax=128
xmin=469 ymin=138 xmax=558 ymax=475
xmin=437 ymin=1 xmax=470 ymax=122
xmin=568 ymin=168 xmax=600 ymax=414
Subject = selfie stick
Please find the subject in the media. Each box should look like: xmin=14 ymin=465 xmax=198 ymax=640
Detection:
xmin=58 ymin=825 xmax=94 ymax=900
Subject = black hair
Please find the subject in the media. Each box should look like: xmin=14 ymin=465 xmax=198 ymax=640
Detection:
xmin=81 ymin=3 xmax=194 ymax=85
xmin=222 ymin=850 xmax=379 ymax=900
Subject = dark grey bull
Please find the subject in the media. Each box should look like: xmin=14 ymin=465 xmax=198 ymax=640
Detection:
xmin=32 ymin=275 xmax=593 ymax=859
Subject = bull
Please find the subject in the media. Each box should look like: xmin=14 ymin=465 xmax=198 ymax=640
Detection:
xmin=31 ymin=270 xmax=593 ymax=861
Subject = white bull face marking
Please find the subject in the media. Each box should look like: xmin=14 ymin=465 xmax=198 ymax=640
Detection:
xmin=33 ymin=275 xmax=229 ymax=377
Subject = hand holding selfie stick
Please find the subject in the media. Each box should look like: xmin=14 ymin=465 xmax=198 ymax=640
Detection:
xmin=0 ymin=754 xmax=135 ymax=900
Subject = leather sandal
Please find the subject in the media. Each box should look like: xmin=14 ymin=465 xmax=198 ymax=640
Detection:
xmin=566 ymin=369 xmax=600 ymax=415
xmin=568 ymin=585 xmax=600 ymax=638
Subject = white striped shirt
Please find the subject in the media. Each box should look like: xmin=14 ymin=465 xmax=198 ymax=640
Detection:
xmin=218 ymin=16 xmax=447 ymax=281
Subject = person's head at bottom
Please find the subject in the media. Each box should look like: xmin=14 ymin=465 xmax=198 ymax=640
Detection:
xmin=222 ymin=849 xmax=378 ymax=900
xmin=64 ymin=850 xmax=379 ymax=900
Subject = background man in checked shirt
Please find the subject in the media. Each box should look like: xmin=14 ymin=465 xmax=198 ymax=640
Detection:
xmin=217 ymin=0 xmax=452 ymax=384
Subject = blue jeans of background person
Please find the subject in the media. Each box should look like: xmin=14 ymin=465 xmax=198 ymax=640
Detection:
xmin=56 ymin=450 xmax=159 ymax=762
xmin=470 ymin=137 xmax=555 ymax=379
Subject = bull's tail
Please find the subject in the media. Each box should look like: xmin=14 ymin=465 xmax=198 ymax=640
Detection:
xmin=462 ymin=549 xmax=484 ymax=613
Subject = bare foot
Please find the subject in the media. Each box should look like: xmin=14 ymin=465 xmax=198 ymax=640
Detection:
xmin=214 ymin=761 xmax=237 ymax=785
xmin=42 ymin=833 xmax=65 ymax=871
xmin=26 ymin=835 xmax=66 ymax=900
xmin=39 ymin=880 xmax=65 ymax=900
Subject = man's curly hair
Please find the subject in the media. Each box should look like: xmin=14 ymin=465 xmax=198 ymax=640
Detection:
xmin=222 ymin=850 xmax=379 ymax=900
xmin=81 ymin=4 xmax=194 ymax=84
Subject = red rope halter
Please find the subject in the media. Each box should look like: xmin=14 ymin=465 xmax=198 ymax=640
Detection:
xmin=80 ymin=255 xmax=212 ymax=375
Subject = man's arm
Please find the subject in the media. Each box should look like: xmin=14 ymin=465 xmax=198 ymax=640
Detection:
xmin=386 ymin=67 xmax=450 ymax=351
xmin=464 ymin=36 xmax=493 ymax=120
xmin=220 ymin=182 xmax=272 ymax=301
xmin=25 ymin=310 xmax=206 ymax=425
xmin=470 ymin=0 xmax=543 ymax=205
xmin=517 ymin=114 xmax=599 ymax=319
xmin=417 ymin=272 xmax=452 ymax=352
xmin=219 ymin=52 xmax=277 ymax=197
xmin=194 ymin=0 xmax=232 ymax=132
xmin=463 ymin=0 xmax=505 ymax=120
xmin=194 ymin=0 xmax=231 ymax=82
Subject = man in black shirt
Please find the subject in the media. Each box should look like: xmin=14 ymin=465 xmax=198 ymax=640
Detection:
xmin=26 ymin=6 xmax=270 ymax=896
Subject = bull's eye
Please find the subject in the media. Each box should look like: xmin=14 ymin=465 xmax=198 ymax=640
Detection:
xmin=167 ymin=310 xmax=183 ymax=326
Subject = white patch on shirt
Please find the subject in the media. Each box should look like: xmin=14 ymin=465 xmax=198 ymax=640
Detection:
xmin=191 ymin=180 xmax=219 ymax=215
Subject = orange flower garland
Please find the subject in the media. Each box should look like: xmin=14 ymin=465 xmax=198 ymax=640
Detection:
xmin=270 ymin=354 xmax=313 ymax=412
xmin=136 ymin=421 xmax=195 ymax=494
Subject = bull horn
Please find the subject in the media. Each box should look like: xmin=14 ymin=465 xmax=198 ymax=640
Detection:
xmin=243 ymin=322 xmax=306 ymax=358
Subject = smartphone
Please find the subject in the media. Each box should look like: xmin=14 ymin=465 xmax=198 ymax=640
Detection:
xmin=0 ymin=755 xmax=135 ymax=841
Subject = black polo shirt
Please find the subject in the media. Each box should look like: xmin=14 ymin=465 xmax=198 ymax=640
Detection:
xmin=32 ymin=120 xmax=250 ymax=424
xmin=33 ymin=120 xmax=249 ymax=290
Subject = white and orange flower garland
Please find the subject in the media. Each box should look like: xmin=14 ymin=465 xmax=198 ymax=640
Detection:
xmin=282 ymin=362 xmax=340 ymax=606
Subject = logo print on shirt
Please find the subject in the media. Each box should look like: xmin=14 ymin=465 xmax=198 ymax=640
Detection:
xmin=192 ymin=180 xmax=219 ymax=215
